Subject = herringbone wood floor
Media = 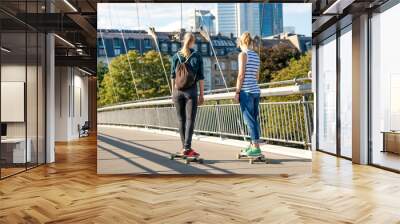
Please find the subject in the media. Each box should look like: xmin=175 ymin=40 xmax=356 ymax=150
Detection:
xmin=1 ymin=134 xmax=400 ymax=224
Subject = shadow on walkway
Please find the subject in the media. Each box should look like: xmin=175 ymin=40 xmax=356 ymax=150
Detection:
xmin=99 ymin=134 xmax=242 ymax=174
xmin=99 ymin=132 xmax=240 ymax=174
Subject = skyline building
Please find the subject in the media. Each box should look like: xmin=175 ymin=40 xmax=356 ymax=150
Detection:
xmin=259 ymin=3 xmax=284 ymax=37
xmin=217 ymin=3 xmax=283 ymax=38
xmin=194 ymin=10 xmax=216 ymax=35
xmin=216 ymin=3 xmax=238 ymax=37
xmin=216 ymin=3 xmax=260 ymax=38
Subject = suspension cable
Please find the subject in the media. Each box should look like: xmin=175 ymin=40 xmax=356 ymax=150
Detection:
xmin=144 ymin=3 xmax=173 ymax=95
xmin=148 ymin=27 xmax=172 ymax=95
xmin=259 ymin=2 xmax=266 ymax=55
xmin=198 ymin=12 xmax=247 ymax=141
xmin=135 ymin=2 xmax=143 ymax=55
xmin=99 ymin=28 xmax=118 ymax=103
xmin=199 ymin=13 xmax=229 ymax=93
xmin=113 ymin=5 xmax=140 ymax=100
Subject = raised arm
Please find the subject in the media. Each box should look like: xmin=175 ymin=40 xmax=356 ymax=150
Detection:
xmin=235 ymin=52 xmax=247 ymax=102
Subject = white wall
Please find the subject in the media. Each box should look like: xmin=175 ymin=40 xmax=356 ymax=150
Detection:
xmin=1 ymin=64 xmax=27 ymax=138
xmin=54 ymin=67 xmax=89 ymax=141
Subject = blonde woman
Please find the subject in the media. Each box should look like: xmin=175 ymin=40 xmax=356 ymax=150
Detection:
xmin=171 ymin=32 xmax=205 ymax=157
xmin=235 ymin=32 xmax=262 ymax=156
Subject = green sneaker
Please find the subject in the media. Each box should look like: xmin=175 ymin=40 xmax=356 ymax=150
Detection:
xmin=241 ymin=145 xmax=252 ymax=153
xmin=246 ymin=147 xmax=262 ymax=157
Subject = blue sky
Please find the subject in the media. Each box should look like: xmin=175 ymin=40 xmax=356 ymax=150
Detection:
xmin=98 ymin=3 xmax=311 ymax=36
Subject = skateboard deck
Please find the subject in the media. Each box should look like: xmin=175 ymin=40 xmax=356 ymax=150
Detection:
xmin=237 ymin=152 xmax=267 ymax=164
xmin=170 ymin=152 xmax=204 ymax=164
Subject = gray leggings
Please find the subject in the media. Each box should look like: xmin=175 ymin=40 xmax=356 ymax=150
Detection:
xmin=173 ymin=88 xmax=198 ymax=150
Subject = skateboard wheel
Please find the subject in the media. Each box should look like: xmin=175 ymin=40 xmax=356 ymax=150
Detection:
xmin=249 ymin=160 xmax=254 ymax=164
xmin=198 ymin=158 xmax=204 ymax=164
xmin=185 ymin=160 xmax=190 ymax=164
xmin=170 ymin=155 xmax=174 ymax=160
xmin=237 ymin=154 xmax=241 ymax=159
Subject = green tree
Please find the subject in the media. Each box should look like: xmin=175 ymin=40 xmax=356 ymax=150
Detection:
xmin=97 ymin=61 xmax=108 ymax=106
xmin=262 ymin=52 xmax=312 ymax=147
xmin=271 ymin=51 xmax=311 ymax=82
xmin=259 ymin=44 xmax=300 ymax=83
xmin=266 ymin=51 xmax=311 ymax=103
xmin=97 ymin=61 xmax=108 ymax=84
xmin=98 ymin=50 xmax=171 ymax=106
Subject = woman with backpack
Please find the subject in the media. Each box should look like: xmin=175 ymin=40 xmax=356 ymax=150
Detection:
xmin=234 ymin=32 xmax=262 ymax=157
xmin=171 ymin=32 xmax=205 ymax=157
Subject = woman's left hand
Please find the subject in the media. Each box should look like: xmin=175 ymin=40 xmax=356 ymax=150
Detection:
xmin=234 ymin=93 xmax=240 ymax=103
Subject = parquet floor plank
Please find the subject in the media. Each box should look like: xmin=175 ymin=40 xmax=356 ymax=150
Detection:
xmin=0 ymin=134 xmax=399 ymax=223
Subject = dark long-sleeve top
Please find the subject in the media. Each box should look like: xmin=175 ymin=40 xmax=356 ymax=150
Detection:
xmin=170 ymin=49 xmax=204 ymax=82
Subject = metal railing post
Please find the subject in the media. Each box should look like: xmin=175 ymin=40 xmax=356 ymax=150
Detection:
xmin=156 ymin=106 xmax=161 ymax=129
xmin=143 ymin=108 xmax=148 ymax=129
xmin=215 ymin=100 xmax=223 ymax=139
xmin=302 ymin=95 xmax=311 ymax=150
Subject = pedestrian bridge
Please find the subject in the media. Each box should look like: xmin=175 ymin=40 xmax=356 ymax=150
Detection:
xmin=98 ymin=126 xmax=311 ymax=175
xmin=97 ymin=79 xmax=313 ymax=175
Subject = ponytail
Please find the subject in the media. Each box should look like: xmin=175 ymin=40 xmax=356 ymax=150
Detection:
xmin=180 ymin=32 xmax=195 ymax=58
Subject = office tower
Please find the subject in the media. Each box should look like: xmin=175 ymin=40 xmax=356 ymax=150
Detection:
xmin=194 ymin=10 xmax=216 ymax=35
xmin=237 ymin=3 xmax=261 ymax=37
xmin=217 ymin=3 xmax=260 ymax=37
xmin=259 ymin=3 xmax=283 ymax=37
xmin=216 ymin=3 xmax=238 ymax=37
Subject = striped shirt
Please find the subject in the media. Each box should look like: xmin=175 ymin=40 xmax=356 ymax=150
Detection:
xmin=241 ymin=49 xmax=260 ymax=94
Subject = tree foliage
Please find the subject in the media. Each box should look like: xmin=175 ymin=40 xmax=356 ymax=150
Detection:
xmin=98 ymin=50 xmax=171 ymax=106
xmin=97 ymin=61 xmax=108 ymax=85
xmin=259 ymin=44 xmax=301 ymax=83
xmin=271 ymin=51 xmax=311 ymax=82
xmin=97 ymin=61 xmax=108 ymax=106
xmin=267 ymin=51 xmax=312 ymax=103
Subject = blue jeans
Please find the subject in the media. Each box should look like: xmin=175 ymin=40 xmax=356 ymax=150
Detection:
xmin=239 ymin=91 xmax=260 ymax=143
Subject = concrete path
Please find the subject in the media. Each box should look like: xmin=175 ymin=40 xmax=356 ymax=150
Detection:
xmin=97 ymin=126 xmax=311 ymax=175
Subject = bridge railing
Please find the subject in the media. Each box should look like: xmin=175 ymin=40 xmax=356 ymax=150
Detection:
xmin=98 ymin=78 xmax=314 ymax=149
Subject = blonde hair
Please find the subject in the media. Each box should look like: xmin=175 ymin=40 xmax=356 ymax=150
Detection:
xmin=239 ymin=32 xmax=252 ymax=48
xmin=180 ymin=32 xmax=195 ymax=58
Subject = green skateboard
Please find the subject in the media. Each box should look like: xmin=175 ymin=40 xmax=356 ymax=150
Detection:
xmin=237 ymin=152 xmax=267 ymax=164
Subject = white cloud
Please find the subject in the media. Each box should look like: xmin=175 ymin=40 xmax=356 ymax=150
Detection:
xmin=157 ymin=21 xmax=182 ymax=32
xmin=98 ymin=3 xmax=311 ymax=35
xmin=98 ymin=3 xmax=216 ymax=31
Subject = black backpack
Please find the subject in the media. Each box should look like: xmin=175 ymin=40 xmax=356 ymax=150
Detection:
xmin=175 ymin=52 xmax=196 ymax=90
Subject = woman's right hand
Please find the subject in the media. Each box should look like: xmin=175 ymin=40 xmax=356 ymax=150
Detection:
xmin=234 ymin=92 xmax=240 ymax=103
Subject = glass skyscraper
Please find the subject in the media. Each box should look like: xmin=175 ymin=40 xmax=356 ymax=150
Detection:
xmin=237 ymin=3 xmax=260 ymax=37
xmin=216 ymin=3 xmax=238 ymax=37
xmin=194 ymin=10 xmax=216 ymax=35
xmin=259 ymin=3 xmax=283 ymax=37
xmin=217 ymin=3 xmax=260 ymax=38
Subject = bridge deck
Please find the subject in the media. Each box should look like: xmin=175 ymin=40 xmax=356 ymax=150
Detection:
xmin=98 ymin=126 xmax=311 ymax=175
